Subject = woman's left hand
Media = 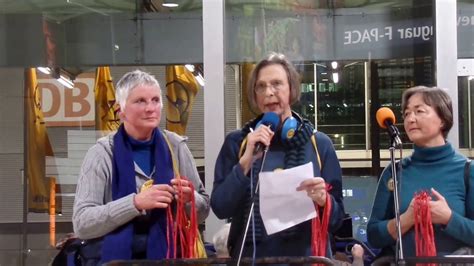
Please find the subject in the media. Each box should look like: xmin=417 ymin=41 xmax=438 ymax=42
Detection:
xmin=171 ymin=178 xmax=194 ymax=203
xmin=429 ymin=188 xmax=452 ymax=225
xmin=296 ymin=177 xmax=327 ymax=207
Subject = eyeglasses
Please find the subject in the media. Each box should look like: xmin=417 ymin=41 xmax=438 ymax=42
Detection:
xmin=254 ymin=80 xmax=286 ymax=94
xmin=403 ymin=109 xmax=429 ymax=119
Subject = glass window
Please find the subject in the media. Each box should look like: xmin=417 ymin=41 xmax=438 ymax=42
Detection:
xmin=294 ymin=61 xmax=367 ymax=150
xmin=227 ymin=1 xmax=435 ymax=154
xmin=457 ymin=0 xmax=474 ymax=149
xmin=225 ymin=0 xmax=437 ymax=243
xmin=0 ymin=1 xmax=205 ymax=264
xmin=459 ymin=75 xmax=474 ymax=149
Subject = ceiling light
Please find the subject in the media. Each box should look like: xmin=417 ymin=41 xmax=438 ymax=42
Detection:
xmin=162 ymin=2 xmax=179 ymax=8
xmin=57 ymin=75 xmax=74 ymax=89
xmin=184 ymin=64 xmax=205 ymax=86
xmin=37 ymin=67 xmax=51 ymax=74
xmin=195 ymin=73 xmax=205 ymax=86
xmin=185 ymin=64 xmax=195 ymax=72
xmin=51 ymin=67 xmax=77 ymax=89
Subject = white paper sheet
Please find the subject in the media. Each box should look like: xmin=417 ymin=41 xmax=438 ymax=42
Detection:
xmin=259 ymin=162 xmax=317 ymax=235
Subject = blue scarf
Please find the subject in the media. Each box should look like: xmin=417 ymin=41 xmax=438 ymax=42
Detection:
xmin=101 ymin=125 xmax=175 ymax=263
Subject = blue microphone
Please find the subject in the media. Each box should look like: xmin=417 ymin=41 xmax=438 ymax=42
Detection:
xmin=253 ymin=112 xmax=280 ymax=154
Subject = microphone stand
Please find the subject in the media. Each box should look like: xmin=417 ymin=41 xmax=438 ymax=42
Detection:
xmin=236 ymin=147 xmax=269 ymax=266
xmin=389 ymin=133 xmax=404 ymax=265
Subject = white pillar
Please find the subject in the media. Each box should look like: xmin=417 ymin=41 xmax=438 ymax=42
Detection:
xmin=203 ymin=0 xmax=225 ymax=240
xmin=435 ymin=0 xmax=458 ymax=147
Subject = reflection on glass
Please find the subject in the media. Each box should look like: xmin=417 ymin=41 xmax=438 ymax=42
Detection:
xmin=459 ymin=76 xmax=474 ymax=149
xmin=293 ymin=61 xmax=366 ymax=150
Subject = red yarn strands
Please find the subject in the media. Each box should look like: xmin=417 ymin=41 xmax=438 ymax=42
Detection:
xmin=413 ymin=191 xmax=437 ymax=264
xmin=166 ymin=206 xmax=174 ymax=258
xmin=311 ymin=184 xmax=332 ymax=265
xmin=165 ymin=176 xmax=200 ymax=259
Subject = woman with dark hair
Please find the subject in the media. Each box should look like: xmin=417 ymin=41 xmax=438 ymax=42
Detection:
xmin=367 ymin=86 xmax=474 ymax=258
xmin=211 ymin=52 xmax=345 ymax=258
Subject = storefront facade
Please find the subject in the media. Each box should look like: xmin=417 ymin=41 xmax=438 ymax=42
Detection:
xmin=0 ymin=0 xmax=472 ymax=264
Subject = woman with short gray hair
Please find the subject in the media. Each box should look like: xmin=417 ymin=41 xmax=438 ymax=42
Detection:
xmin=73 ymin=69 xmax=209 ymax=264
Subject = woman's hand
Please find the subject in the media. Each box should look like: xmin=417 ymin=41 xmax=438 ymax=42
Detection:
xmin=239 ymin=125 xmax=274 ymax=175
xmin=404 ymin=197 xmax=416 ymax=223
xmin=351 ymin=244 xmax=364 ymax=261
xmin=171 ymin=178 xmax=194 ymax=203
xmin=388 ymin=197 xmax=415 ymax=239
xmin=134 ymin=184 xmax=174 ymax=210
xmin=429 ymin=188 xmax=452 ymax=225
xmin=296 ymin=177 xmax=327 ymax=207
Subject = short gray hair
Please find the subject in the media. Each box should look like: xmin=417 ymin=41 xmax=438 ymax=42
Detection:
xmin=115 ymin=69 xmax=162 ymax=110
xmin=401 ymin=86 xmax=453 ymax=138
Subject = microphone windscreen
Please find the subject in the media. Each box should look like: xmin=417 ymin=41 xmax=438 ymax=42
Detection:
xmin=376 ymin=107 xmax=396 ymax=129
xmin=259 ymin=112 xmax=280 ymax=131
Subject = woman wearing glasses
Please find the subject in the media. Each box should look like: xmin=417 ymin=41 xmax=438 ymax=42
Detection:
xmin=367 ymin=86 xmax=474 ymax=260
xmin=210 ymin=53 xmax=345 ymax=258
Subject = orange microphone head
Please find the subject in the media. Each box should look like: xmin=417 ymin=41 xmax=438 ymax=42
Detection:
xmin=376 ymin=107 xmax=396 ymax=129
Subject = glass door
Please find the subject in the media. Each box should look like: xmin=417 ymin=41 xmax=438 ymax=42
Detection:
xmin=458 ymin=59 xmax=474 ymax=149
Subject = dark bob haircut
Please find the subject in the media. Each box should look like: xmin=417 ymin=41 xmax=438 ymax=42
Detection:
xmin=401 ymin=86 xmax=453 ymax=138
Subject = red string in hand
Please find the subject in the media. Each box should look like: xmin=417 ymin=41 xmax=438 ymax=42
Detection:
xmin=311 ymin=184 xmax=332 ymax=266
xmin=414 ymin=191 xmax=437 ymax=266
xmin=165 ymin=176 xmax=199 ymax=259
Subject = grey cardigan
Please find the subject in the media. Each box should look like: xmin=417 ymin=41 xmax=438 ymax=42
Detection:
xmin=72 ymin=130 xmax=210 ymax=240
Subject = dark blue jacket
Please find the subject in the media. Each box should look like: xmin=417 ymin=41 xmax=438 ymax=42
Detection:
xmin=211 ymin=129 xmax=345 ymax=257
